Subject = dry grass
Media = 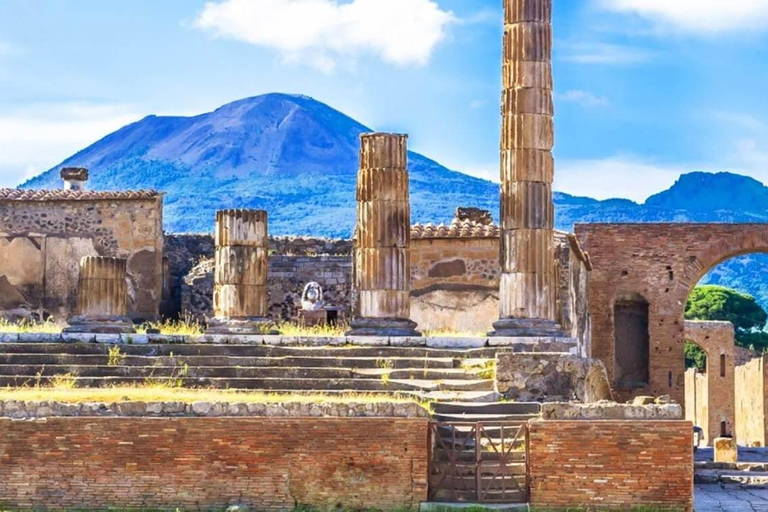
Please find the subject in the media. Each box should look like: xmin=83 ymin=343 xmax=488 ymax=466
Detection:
xmin=137 ymin=318 xmax=204 ymax=336
xmin=0 ymin=385 xmax=426 ymax=406
xmin=0 ymin=319 xmax=63 ymax=334
xmin=273 ymin=321 xmax=349 ymax=337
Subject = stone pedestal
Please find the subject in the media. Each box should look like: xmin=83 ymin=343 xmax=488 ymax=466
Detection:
xmin=714 ymin=437 xmax=738 ymax=463
xmin=207 ymin=209 xmax=272 ymax=334
xmin=65 ymin=256 xmax=134 ymax=333
xmin=347 ymin=133 xmax=419 ymax=337
xmin=491 ymin=0 xmax=561 ymax=337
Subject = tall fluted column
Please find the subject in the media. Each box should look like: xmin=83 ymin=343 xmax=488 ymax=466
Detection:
xmin=65 ymin=256 xmax=134 ymax=333
xmin=347 ymin=133 xmax=420 ymax=337
xmin=491 ymin=0 xmax=561 ymax=337
xmin=207 ymin=209 xmax=271 ymax=334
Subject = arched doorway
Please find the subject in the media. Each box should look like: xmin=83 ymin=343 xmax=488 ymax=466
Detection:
xmin=576 ymin=222 xmax=768 ymax=406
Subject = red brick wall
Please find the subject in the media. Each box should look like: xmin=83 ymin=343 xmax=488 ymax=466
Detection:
xmin=529 ymin=420 xmax=693 ymax=511
xmin=0 ymin=417 xmax=428 ymax=511
xmin=576 ymin=223 xmax=768 ymax=406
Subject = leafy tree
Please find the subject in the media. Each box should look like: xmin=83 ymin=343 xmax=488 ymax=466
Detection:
xmin=686 ymin=285 xmax=767 ymax=334
xmin=685 ymin=341 xmax=707 ymax=372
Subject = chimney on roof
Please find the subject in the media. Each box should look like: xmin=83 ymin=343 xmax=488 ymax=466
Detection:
xmin=60 ymin=167 xmax=88 ymax=191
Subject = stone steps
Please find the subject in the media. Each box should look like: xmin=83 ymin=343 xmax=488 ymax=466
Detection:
xmin=0 ymin=375 xmax=495 ymax=392
xmin=0 ymin=343 xmax=498 ymax=397
xmin=0 ymin=353 xmax=460 ymax=369
xmin=0 ymin=343 xmax=501 ymax=359
xmin=0 ymin=364 xmax=484 ymax=380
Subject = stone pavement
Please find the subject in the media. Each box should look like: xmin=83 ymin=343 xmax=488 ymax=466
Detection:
xmin=696 ymin=485 xmax=768 ymax=511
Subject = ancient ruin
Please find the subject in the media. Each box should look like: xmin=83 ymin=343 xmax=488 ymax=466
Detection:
xmin=64 ymin=256 xmax=133 ymax=333
xmin=347 ymin=133 xmax=420 ymax=337
xmin=492 ymin=0 xmax=560 ymax=337
xmin=207 ymin=209 xmax=271 ymax=334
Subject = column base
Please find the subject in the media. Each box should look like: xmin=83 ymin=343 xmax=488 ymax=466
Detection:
xmin=206 ymin=317 xmax=277 ymax=335
xmin=64 ymin=315 xmax=135 ymax=334
xmin=489 ymin=317 xmax=563 ymax=337
xmin=346 ymin=317 xmax=421 ymax=337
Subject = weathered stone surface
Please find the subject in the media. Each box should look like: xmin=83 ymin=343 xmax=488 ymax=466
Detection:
xmin=492 ymin=0 xmax=559 ymax=337
xmin=714 ymin=437 xmax=738 ymax=463
xmin=540 ymin=401 xmax=683 ymax=420
xmin=496 ymin=352 xmax=612 ymax=402
xmin=209 ymin=210 xmax=270 ymax=333
xmin=65 ymin=256 xmax=134 ymax=334
xmin=348 ymin=133 xmax=419 ymax=337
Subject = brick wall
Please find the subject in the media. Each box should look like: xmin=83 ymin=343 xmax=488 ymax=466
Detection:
xmin=0 ymin=417 xmax=428 ymax=511
xmin=576 ymin=223 xmax=768 ymax=406
xmin=736 ymin=355 xmax=768 ymax=447
xmin=684 ymin=321 xmax=735 ymax=444
xmin=529 ymin=420 xmax=693 ymax=511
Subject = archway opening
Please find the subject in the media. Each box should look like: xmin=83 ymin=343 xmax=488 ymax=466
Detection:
xmin=614 ymin=293 xmax=650 ymax=389
xmin=684 ymin=254 xmax=768 ymax=449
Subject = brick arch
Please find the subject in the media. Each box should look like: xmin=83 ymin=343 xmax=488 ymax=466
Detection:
xmin=575 ymin=223 xmax=768 ymax=407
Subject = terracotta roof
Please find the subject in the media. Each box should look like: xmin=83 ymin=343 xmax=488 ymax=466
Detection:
xmin=411 ymin=219 xmax=500 ymax=239
xmin=0 ymin=189 xmax=161 ymax=202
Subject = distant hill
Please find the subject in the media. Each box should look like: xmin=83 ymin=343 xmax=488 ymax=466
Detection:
xmin=20 ymin=93 xmax=768 ymax=314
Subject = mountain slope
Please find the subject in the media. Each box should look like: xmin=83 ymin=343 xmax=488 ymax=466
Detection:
xmin=22 ymin=93 xmax=501 ymax=236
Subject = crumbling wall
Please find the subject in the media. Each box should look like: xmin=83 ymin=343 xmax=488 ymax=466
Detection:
xmin=576 ymin=222 xmax=768 ymax=407
xmin=735 ymin=355 xmax=768 ymax=447
xmin=0 ymin=195 xmax=163 ymax=321
xmin=683 ymin=321 xmax=735 ymax=445
xmin=496 ymin=352 xmax=612 ymax=402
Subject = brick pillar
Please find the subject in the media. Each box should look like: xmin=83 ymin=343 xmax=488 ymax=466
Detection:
xmin=207 ymin=209 xmax=271 ymax=334
xmin=65 ymin=256 xmax=134 ymax=333
xmin=347 ymin=133 xmax=419 ymax=337
xmin=491 ymin=0 xmax=562 ymax=337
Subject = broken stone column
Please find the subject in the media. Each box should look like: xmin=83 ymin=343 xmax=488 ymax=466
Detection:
xmin=491 ymin=0 xmax=561 ymax=337
xmin=207 ymin=209 xmax=271 ymax=334
xmin=347 ymin=133 xmax=420 ymax=337
xmin=65 ymin=256 xmax=134 ymax=333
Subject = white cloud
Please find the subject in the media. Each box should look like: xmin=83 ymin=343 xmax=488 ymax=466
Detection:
xmin=0 ymin=103 xmax=141 ymax=187
xmin=597 ymin=0 xmax=768 ymax=33
xmin=194 ymin=0 xmax=456 ymax=73
xmin=555 ymin=157 xmax=687 ymax=201
xmin=557 ymin=90 xmax=609 ymax=108
xmin=560 ymin=42 xmax=653 ymax=65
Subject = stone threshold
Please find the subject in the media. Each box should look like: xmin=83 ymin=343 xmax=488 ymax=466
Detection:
xmin=0 ymin=332 xmax=579 ymax=350
xmin=0 ymin=400 xmax=429 ymax=419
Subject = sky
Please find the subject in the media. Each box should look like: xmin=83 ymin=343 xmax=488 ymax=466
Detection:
xmin=1 ymin=0 xmax=768 ymax=201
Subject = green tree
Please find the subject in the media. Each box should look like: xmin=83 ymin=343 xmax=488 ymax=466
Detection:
xmin=685 ymin=341 xmax=707 ymax=372
xmin=685 ymin=285 xmax=768 ymax=364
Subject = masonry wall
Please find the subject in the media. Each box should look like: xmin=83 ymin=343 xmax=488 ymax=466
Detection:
xmin=576 ymin=223 xmax=768 ymax=406
xmin=735 ymin=355 xmax=768 ymax=447
xmin=0 ymin=416 xmax=428 ymax=511
xmin=684 ymin=321 xmax=735 ymax=444
xmin=685 ymin=368 xmax=709 ymax=442
xmin=529 ymin=420 xmax=693 ymax=511
xmin=0 ymin=197 xmax=163 ymax=321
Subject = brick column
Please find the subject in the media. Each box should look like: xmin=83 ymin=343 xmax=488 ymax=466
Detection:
xmin=347 ymin=133 xmax=419 ymax=337
xmin=65 ymin=256 xmax=134 ymax=333
xmin=491 ymin=0 xmax=562 ymax=337
xmin=207 ymin=209 xmax=271 ymax=334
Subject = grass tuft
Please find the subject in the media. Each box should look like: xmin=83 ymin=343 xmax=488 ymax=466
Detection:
xmin=0 ymin=318 xmax=63 ymax=334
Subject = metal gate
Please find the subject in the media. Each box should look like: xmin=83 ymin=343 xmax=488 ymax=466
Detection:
xmin=427 ymin=421 xmax=529 ymax=504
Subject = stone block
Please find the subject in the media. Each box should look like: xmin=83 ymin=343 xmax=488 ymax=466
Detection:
xmin=345 ymin=335 xmax=390 ymax=347
xmin=714 ymin=437 xmax=738 ymax=463
xmin=390 ymin=336 xmax=427 ymax=347
xmin=425 ymin=337 xmax=487 ymax=348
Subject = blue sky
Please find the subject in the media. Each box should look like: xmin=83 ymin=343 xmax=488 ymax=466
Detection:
xmin=1 ymin=0 xmax=768 ymax=201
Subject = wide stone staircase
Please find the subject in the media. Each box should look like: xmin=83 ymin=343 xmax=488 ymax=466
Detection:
xmin=0 ymin=343 xmax=503 ymax=400
xmin=696 ymin=460 xmax=768 ymax=489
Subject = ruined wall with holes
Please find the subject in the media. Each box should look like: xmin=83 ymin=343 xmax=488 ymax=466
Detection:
xmin=528 ymin=420 xmax=694 ymax=511
xmin=683 ymin=321 xmax=735 ymax=445
xmin=576 ymin=223 xmax=768 ymax=407
xmin=0 ymin=195 xmax=163 ymax=321
xmin=0 ymin=416 xmax=428 ymax=511
xmin=171 ymin=227 xmax=590 ymax=342
xmin=735 ymin=355 xmax=768 ymax=447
